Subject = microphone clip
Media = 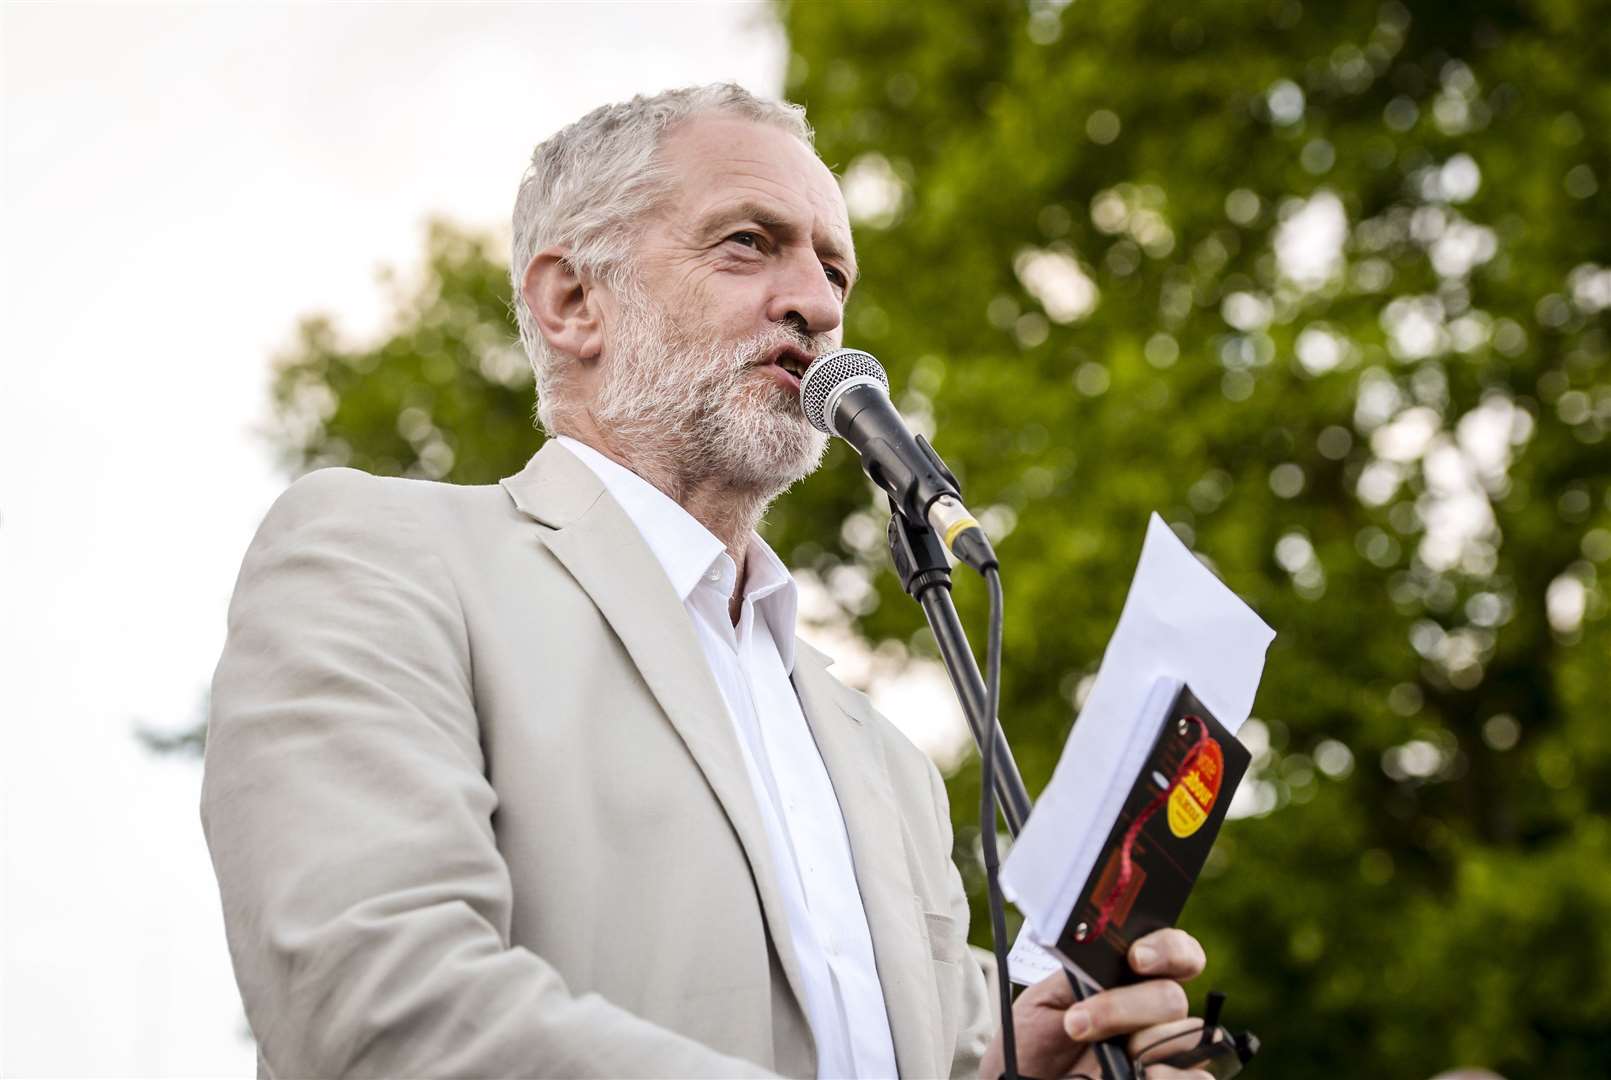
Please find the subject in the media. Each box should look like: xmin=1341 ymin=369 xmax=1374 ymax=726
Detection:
xmin=887 ymin=493 xmax=952 ymax=600
xmin=915 ymin=433 xmax=961 ymax=491
xmin=886 ymin=435 xmax=975 ymax=595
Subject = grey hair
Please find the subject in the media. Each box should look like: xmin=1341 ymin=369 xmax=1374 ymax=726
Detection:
xmin=510 ymin=83 xmax=815 ymax=433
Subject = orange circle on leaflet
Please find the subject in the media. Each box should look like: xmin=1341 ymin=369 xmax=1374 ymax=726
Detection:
xmin=1168 ymin=738 xmax=1223 ymax=838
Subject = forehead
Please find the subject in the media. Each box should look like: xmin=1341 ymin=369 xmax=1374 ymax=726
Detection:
xmin=653 ymin=115 xmax=852 ymax=249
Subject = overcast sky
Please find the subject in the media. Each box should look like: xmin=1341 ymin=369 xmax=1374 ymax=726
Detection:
xmin=1 ymin=5 xmax=792 ymax=1073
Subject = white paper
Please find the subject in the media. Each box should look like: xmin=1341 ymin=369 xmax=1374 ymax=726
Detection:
xmin=1006 ymin=924 xmax=1065 ymax=986
xmin=1000 ymin=513 xmax=1275 ymax=946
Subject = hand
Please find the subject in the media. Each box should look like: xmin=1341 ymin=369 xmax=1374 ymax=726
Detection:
xmin=979 ymin=928 xmax=1211 ymax=1079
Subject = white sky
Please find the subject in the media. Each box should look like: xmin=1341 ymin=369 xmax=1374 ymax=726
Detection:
xmin=1 ymin=4 xmax=793 ymax=1074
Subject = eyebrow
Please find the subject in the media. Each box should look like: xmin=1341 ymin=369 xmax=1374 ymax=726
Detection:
xmin=698 ymin=199 xmax=858 ymax=286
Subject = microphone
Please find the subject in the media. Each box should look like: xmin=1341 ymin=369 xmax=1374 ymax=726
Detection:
xmin=799 ymin=348 xmax=997 ymax=572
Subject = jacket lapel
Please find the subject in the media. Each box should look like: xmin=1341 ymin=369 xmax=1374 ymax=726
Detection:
xmin=499 ymin=443 xmax=814 ymax=1042
xmin=792 ymin=640 xmax=940 ymax=1080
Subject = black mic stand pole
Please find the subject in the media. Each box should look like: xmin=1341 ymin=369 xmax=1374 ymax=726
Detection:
xmin=885 ymin=499 xmax=1135 ymax=1080
xmin=886 ymin=504 xmax=1030 ymax=832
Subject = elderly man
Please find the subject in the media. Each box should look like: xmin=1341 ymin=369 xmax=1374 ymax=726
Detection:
xmin=202 ymin=84 xmax=1211 ymax=1079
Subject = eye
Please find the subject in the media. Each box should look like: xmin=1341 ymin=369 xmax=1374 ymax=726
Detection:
xmin=824 ymin=265 xmax=848 ymax=290
xmin=726 ymin=230 xmax=763 ymax=250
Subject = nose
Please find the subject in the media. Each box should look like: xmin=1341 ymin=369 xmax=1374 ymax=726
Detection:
xmin=765 ymin=246 xmax=843 ymax=339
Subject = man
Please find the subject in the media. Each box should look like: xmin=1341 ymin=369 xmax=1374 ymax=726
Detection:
xmin=203 ymin=84 xmax=1212 ymax=1078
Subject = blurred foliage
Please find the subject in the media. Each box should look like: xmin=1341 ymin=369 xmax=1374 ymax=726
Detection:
xmin=256 ymin=1 xmax=1610 ymax=1075
xmin=264 ymin=225 xmax=534 ymax=484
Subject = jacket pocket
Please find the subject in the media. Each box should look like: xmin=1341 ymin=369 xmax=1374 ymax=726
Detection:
xmin=922 ymin=909 xmax=966 ymax=965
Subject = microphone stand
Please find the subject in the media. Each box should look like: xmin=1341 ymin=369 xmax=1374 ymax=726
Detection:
xmin=885 ymin=495 xmax=1134 ymax=1080
xmin=885 ymin=503 xmax=1030 ymax=833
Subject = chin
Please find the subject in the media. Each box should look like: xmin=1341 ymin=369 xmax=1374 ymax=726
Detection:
xmin=713 ymin=409 xmax=829 ymax=494
xmin=769 ymin=432 xmax=830 ymax=490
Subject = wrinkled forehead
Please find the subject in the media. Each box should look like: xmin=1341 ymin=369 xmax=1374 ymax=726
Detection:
xmin=653 ymin=115 xmax=854 ymax=254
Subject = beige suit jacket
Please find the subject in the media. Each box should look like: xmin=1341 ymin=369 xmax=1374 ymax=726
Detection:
xmin=202 ymin=441 xmax=994 ymax=1079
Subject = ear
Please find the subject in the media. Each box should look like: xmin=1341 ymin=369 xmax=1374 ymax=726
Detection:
xmin=520 ymin=247 xmax=605 ymax=364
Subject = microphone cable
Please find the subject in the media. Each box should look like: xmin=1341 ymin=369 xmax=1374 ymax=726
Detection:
xmin=979 ymin=565 xmax=1019 ymax=1080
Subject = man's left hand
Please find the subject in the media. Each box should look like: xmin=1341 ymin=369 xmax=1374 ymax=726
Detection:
xmin=978 ymin=928 xmax=1211 ymax=1079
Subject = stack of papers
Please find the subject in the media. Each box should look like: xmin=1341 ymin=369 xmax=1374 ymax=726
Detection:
xmin=1001 ymin=514 xmax=1275 ymax=985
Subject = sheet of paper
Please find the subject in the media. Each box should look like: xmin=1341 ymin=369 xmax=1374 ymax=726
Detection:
xmin=1005 ymin=924 xmax=1107 ymax=992
xmin=1000 ymin=513 xmax=1275 ymax=945
xmin=1006 ymin=925 xmax=1065 ymax=986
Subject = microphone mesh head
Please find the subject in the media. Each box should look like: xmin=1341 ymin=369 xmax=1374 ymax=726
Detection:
xmin=798 ymin=348 xmax=889 ymax=434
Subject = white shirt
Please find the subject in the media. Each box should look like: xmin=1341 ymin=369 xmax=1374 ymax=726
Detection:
xmin=557 ymin=436 xmax=899 ymax=1080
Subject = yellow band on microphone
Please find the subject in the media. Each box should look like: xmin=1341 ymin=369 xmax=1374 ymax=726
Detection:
xmin=942 ymin=516 xmax=980 ymax=551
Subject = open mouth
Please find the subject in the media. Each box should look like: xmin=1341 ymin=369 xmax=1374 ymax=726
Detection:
xmin=765 ymin=345 xmax=813 ymax=391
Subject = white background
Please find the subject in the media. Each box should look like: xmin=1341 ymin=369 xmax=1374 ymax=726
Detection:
xmin=1 ymin=4 xmax=801 ymax=1074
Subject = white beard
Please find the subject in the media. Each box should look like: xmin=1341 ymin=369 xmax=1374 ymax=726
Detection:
xmin=591 ymin=283 xmax=830 ymax=498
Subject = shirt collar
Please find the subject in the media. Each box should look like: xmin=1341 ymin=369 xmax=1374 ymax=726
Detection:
xmin=739 ymin=526 xmax=800 ymax=672
xmin=555 ymin=435 xmax=800 ymax=670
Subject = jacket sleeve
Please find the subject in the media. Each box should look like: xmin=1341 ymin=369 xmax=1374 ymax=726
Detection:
xmin=201 ymin=468 xmax=777 ymax=1079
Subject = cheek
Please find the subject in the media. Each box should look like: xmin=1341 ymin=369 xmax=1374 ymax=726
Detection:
xmin=682 ymin=270 xmax=772 ymax=330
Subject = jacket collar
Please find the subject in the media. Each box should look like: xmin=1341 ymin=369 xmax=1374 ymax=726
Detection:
xmin=497 ymin=438 xmax=608 ymax=530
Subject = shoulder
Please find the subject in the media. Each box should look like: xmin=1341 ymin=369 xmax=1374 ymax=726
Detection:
xmin=234 ymin=469 xmax=522 ymax=602
xmin=259 ymin=467 xmax=510 ymax=540
xmin=860 ymin=690 xmax=946 ymax=789
xmin=269 ymin=466 xmax=496 ymax=515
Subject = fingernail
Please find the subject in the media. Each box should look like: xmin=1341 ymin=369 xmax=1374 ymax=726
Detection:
xmin=1132 ymin=944 xmax=1158 ymax=971
xmin=1065 ymin=1007 xmax=1092 ymax=1039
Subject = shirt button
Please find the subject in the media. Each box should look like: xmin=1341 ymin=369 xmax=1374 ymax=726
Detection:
xmin=706 ymin=568 xmax=720 ymax=582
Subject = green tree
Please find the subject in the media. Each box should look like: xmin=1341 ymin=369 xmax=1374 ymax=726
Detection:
xmin=256 ymin=2 xmax=1609 ymax=1074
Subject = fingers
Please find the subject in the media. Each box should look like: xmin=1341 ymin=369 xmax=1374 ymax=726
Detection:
xmin=1140 ymin=1068 xmax=1213 ymax=1079
xmin=1129 ymin=928 xmax=1207 ymax=980
xmin=1063 ymin=979 xmax=1188 ymax=1043
xmin=1127 ymin=1016 xmax=1205 ymax=1061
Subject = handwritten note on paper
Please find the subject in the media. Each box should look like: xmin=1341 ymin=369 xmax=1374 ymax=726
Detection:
xmin=1000 ymin=513 xmax=1275 ymax=959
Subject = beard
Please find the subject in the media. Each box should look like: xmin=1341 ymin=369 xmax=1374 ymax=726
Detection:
xmin=590 ymin=282 xmax=831 ymax=498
